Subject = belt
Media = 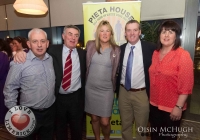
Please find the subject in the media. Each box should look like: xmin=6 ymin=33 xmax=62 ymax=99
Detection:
xmin=30 ymin=107 xmax=49 ymax=112
xmin=120 ymin=84 xmax=146 ymax=92
xmin=58 ymin=88 xmax=81 ymax=96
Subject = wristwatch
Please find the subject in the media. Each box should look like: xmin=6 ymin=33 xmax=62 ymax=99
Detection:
xmin=175 ymin=105 xmax=183 ymax=110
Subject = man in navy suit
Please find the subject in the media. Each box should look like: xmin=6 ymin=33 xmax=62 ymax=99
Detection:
xmin=116 ymin=20 xmax=156 ymax=140
xmin=48 ymin=25 xmax=86 ymax=140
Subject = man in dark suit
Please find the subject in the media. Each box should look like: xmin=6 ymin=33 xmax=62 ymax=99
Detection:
xmin=116 ymin=20 xmax=156 ymax=140
xmin=48 ymin=25 xmax=86 ymax=140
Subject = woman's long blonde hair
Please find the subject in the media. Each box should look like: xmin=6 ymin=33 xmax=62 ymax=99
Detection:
xmin=95 ymin=20 xmax=117 ymax=54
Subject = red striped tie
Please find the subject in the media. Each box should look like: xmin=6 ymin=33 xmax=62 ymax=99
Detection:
xmin=62 ymin=49 xmax=72 ymax=91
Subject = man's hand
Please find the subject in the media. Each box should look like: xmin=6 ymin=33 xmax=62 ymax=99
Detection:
xmin=14 ymin=51 xmax=27 ymax=63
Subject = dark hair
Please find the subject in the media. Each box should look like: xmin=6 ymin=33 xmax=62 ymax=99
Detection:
xmin=13 ymin=36 xmax=29 ymax=49
xmin=157 ymin=20 xmax=181 ymax=50
xmin=125 ymin=20 xmax=141 ymax=31
xmin=5 ymin=38 xmax=13 ymax=45
xmin=0 ymin=39 xmax=12 ymax=57
xmin=63 ymin=25 xmax=81 ymax=36
xmin=13 ymin=36 xmax=22 ymax=43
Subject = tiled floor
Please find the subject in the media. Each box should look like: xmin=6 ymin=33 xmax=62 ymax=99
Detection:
xmin=178 ymin=83 xmax=200 ymax=140
xmin=183 ymin=84 xmax=200 ymax=123
xmin=189 ymin=84 xmax=200 ymax=115
xmin=0 ymin=124 xmax=16 ymax=140
xmin=179 ymin=119 xmax=200 ymax=140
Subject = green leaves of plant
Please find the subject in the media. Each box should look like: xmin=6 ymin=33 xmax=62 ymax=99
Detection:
xmin=141 ymin=21 xmax=159 ymax=43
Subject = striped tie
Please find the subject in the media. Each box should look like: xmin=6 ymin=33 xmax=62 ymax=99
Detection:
xmin=62 ymin=49 xmax=72 ymax=91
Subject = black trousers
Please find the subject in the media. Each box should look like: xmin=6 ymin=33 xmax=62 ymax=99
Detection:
xmin=18 ymin=103 xmax=56 ymax=140
xmin=150 ymin=105 xmax=182 ymax=140
xmin=55 ymin=89 xmax=84 ymax=140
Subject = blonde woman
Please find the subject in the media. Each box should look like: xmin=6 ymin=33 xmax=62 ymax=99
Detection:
xmin=85 ymin=20 xmax=120 ymax=140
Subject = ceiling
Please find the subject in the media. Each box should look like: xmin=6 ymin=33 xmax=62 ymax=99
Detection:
xmin=0 ymin=0 xmax=15 ymax=6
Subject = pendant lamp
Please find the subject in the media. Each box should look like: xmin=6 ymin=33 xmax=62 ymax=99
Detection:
xmin=13 ymin=0 xmax=48 ymax=15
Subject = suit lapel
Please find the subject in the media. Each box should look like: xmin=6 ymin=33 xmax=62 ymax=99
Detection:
xmin=120 ymin=43 xmax=127 ymax=65
xmin=77 ymin=48 xmax=83 ymax=74
xmin=58 ymin=46 xmax=64 ymax=77
xmin=141 ymin=41 xmax=147 ymax=68
xmin=88 ymin=46 xmax=96 ymax=68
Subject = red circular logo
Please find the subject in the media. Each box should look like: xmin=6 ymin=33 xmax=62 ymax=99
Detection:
xmin=5 ymin=106 xmax=36 ymax=138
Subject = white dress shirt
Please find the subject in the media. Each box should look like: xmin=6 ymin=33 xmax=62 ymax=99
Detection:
xmin=59 ymin=45 xmax=81 ymax=94
xmin=120 ymin=40 xmax=146 ymax=88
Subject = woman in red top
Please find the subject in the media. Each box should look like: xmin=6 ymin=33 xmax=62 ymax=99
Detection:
xmin=149 ymin=20 xmax=194 ymax=140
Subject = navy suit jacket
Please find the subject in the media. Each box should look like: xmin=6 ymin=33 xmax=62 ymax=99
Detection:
xmin=116 ymin=41 xmax=156 ymax=98
xmin=47 ymin=45 xmax=86 ymax=97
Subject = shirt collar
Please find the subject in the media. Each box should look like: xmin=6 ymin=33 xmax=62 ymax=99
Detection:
xmin=127 ymin=39 xmax=141 ymax=49
xmin=27 ymin=50 xmax=50 ymax=61
xmin=63 ymin=44 xmax=77 ymax=54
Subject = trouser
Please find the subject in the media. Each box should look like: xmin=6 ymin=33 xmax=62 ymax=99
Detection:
xmin=55 ymin=89 xmax=84 ymax=140
xmin=150 ymin=105 xmax=182 ymax=140
xmin=119 ymin=85 xmax=149 ymax=140
xmin=18 ymin=103 xmax=56 ymax=140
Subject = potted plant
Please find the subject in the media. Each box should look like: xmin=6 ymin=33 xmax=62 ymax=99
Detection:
xmin=140 ymin=21 xmax=160 ymax=43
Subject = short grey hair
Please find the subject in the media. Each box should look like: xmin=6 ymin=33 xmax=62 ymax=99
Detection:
xmin=63 ymin=25 xmax=81 ymax=36
xmin=28 ymin=28 xmax=47 ymax=40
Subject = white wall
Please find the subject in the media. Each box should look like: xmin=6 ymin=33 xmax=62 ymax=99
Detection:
xmin=6 ymin=0 xmax=49 ymax=30
xmin=0 ymin=5 xmax=7 ymax=31
xmin=141 ymin=0 xmax=185 ymax=21
xmin=50 ymin=0 xmax=105 ymax=27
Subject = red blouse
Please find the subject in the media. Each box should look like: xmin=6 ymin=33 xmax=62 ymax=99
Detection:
xmin=149 ymin=47 xmax=194 ymax=113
